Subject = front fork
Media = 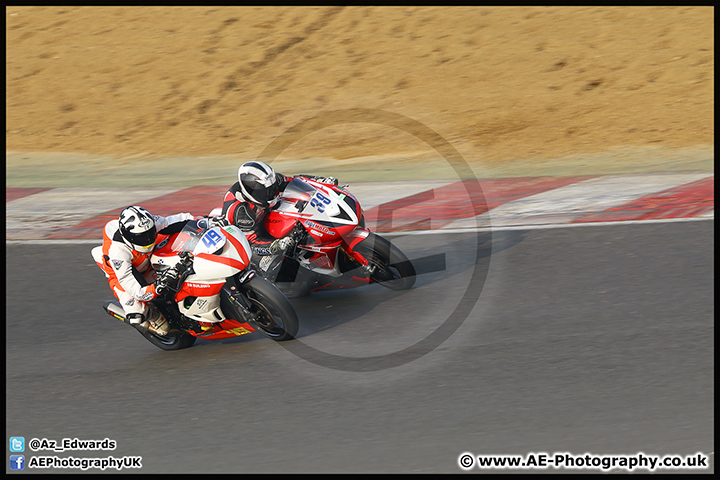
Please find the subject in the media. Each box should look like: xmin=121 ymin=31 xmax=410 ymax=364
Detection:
xmin=224 ymin=270 xmax=261 ymax=324
xmin=342 ymin=229 xmax=375 ymax=275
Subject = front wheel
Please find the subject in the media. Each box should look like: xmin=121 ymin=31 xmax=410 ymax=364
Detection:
xmin=228 ymin=275 xmax=299 ymax=341
xmin=352 ymin=232 xmax=416 ymax=290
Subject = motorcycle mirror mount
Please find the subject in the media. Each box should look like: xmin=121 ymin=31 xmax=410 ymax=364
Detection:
xmin=238 ymin=269 xmax=256 ymax=284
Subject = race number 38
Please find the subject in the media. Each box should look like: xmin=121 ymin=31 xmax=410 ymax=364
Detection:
xmin=310 ymin=192 xmax=332 ymax=213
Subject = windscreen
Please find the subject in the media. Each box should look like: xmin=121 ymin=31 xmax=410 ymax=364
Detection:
xmin=283 ymin=178 xmax=316 ymax=200
xmin=169 ymin=219 xmax=208 ymax=253
xmin=276 ymin=178 xmax=317 ymax=212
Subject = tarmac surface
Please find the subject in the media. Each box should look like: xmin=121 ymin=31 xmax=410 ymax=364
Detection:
xmin=5 ymin=151 xmax=715 ymax=473
xmin=5 ymin=220 xmax=714 ymax=473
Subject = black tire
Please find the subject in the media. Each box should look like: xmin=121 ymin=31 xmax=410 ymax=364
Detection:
xmin=103 ymin=300 xmax=197 ymax=351
xmin=137 ymin=328 xmax=197 ymax=351
xmin=353 ymin=232 xmax=416 ymax=290
xmin=231 ymin=275 xmax=299 ymax=341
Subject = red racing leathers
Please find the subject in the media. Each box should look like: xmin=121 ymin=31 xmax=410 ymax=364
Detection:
xmin=220 ymin=172 xmax=295 ymax=255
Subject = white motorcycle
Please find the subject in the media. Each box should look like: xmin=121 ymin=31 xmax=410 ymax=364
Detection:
xmin=92 ymin=218 xmax=299 ymax=350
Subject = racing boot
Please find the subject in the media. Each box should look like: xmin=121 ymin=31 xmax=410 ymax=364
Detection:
xmin=126 ymin=310 xmax=169 ymax=336
xmin=145 ymin=309 xmax=170 ymax=336
xmin=126 ymin=312 xmax=150 ymax=332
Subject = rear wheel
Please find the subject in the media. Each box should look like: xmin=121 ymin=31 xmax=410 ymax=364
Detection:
xmin=104 ymin=300 xmax=197 ymax=351
xmin=353 ymin=233 xmax=416 ymax=290
xmin=228 ymin=275 xmax=299 ymax=340
xmin=137 ymin=328 xmax=197 ymax=351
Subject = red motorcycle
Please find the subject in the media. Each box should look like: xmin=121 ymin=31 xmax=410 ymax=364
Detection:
xmin=258 ymin=177 xmax=416 ymax=297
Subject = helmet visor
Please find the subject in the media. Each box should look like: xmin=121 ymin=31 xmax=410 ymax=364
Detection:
xmin=265 ymin=182 xmax=280 ymax=206
xmin=242 ymin=177 xmax=280 ymax=207
xmin=128 ymin=226 xmax=157 ymax=249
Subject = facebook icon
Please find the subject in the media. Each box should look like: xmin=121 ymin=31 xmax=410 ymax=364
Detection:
xmin=10 ymin=455 xmax=25 ymax=470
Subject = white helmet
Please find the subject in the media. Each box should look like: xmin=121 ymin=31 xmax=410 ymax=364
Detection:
xmin=237 ymin=161 xmax=280 ymax=208
xmin=118 ymin=206 xmax=157 ymax=253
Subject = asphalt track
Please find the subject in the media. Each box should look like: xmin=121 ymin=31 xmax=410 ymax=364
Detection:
xmin=5 ymin=220 xmax=714 ymax=474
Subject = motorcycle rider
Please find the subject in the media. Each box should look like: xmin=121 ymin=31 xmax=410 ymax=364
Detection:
xmin=94 ymin=205 xmax=195 ymax=335
xmin=217 ymin=161 xmax=338 ymax=277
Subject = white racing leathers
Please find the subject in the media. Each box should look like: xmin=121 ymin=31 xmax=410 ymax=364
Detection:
xmin=93 ymin=213 xmax=195 ymax=318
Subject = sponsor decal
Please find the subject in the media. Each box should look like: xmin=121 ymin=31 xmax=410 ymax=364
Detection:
xmin=124 ymin=299 xmax=135 ymax=307
xmin=156 ymin=238 xmax=169 ymax=249
xmin=304 ymin=220 xmax=335 ymax=235
xmin=235 ymin=205 xmax=255 ymax=228
xmin=112 ymin=259 xmax=123 ymax=270
xmin=299 ymin=244 xmax=335 ymax=253
xmin=226 ymin=327 xmax=252 ymax=336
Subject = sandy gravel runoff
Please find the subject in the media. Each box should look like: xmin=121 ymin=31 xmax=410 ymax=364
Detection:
xmin=6 ymin=6 xmax=714 ymax=183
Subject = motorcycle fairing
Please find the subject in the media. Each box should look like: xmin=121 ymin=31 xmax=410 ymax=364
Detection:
xmin=264 ymin=177 xmax=371 ymax=277
xmin=151 ymin=219 xmax=253 ymax=324
xmin=266 ymin=178 xmax=361 ymax=239
xmin=191 ymin=317 xmax=257 ymax=340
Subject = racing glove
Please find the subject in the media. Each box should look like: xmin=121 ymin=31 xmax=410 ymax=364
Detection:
xmin=207 ymin=215 xmax=229 ymax=228
xmin=314 ymin=176 xmax=338 ymax=186
xmin=155 ymin=252 xmax=194 ymax=296
xmin=155 ymin=269 xmax=179 ymax=296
